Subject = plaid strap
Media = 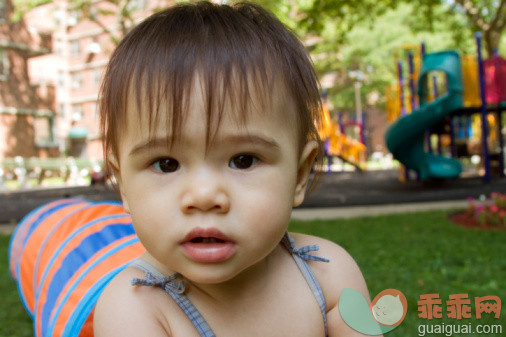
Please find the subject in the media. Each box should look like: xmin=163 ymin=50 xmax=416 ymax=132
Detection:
xmin=281 ymin=232 xmax=329 ymax=337
xmin=130 ymin=260 xmax=216 ymax=337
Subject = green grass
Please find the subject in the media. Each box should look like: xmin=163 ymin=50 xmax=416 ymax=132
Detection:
xmin=1 ymin=210 xmax=504 ymax=336
xmin=0 ymin=235 xmax=32 ymax=337
xmin=290 ymin=211 xmax=506 ymax=336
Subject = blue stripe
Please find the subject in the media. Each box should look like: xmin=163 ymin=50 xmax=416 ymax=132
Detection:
xmin=60 ymin=238 xmax=140 ymax=337
xmin=22 ymin=200 xmax=83 ymax=248
xmin=40 ymin=223 xmax=136 ymax=337
xmin=37 ymin=213 xmax=130 ymax=303
xmin=15 ymin=200 xmax=89 ymax=317
xmin=9 ymin=199 xmax=82 ymax=279
xmin=35 ymin=201 xmax=123 ymax=299
xmin=33 ymin=203 xmax=92 ymax=301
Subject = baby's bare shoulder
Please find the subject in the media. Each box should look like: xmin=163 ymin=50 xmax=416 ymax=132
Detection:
xmin=288 ymin=232 xmax=370 ymax=305
xmin=289 ymin=232 xmax=374 ymax=336
xmin=93 ymin=267 xmax=172 ymax=337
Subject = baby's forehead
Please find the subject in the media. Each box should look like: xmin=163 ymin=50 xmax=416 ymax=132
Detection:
xmin=123 ymin=75 xmax=299 ymax=137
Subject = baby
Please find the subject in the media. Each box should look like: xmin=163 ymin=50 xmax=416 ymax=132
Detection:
xmin=94 ymin=1 xmax=371 ymax=336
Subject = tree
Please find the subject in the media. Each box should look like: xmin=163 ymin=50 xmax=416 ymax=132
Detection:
xmin=12 ymin=0 xmax=148 ymax=45
xmin=444 ymin=0 xmax=506 ymax=57
xmin=301 ymin=0 xmax=506 ymax=58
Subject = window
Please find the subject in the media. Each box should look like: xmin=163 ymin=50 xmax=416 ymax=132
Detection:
xmin=92 ymin=102 xmax=99 ymax=120
xmin=68 ymin=10 xmax=79 ymax=26
xmin=54 ymin=8 xmax=63 ymax=26
xmin=34 ymin=116 xmax=56 ymax=145
xmin=70 ymin=40 xmax=81 ymax=57
xmin=92 ymin=68 xmax=102 ymax=87
xmin=59 ymin=103 xmax=66 ymax=119
xmin=54 ymin=40 xmax=63 ymax=57
xmin=72 ymin=104 xmax=83 ymax=121
xmin=58 ymin=70 xmax=65 ymax=88
xmin=127 ymin=0 xmax=147 ymax=11
xmin=0 ymin=48 xmax=9 ymax=81
xmin=71 ymin=72 xmax=82 ymax=90
xmin=0 ymin=0 xmax=6 ymax=22
xmin=89 ymin=6 xmax=98 ymax=20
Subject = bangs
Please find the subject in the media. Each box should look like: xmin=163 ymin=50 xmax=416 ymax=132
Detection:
xmin=100 ymin=1 xmax=322 ymax=162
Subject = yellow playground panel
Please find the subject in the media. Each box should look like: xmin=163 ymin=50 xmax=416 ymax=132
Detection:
xmin=387 ymin=53 xmax=483 ymax=122
xmin=318 ymin=105 xmax=367 ymax=170
xmin=461 ymin=54 xmax=482 ymax=107
xmin=386 ymin=84 xmax=401 ymax=122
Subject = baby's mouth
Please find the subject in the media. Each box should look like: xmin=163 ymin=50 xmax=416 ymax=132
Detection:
xmin=180 ymin=227 xmax=237 ymax=263
xmin=190 ymin=237 xmax=226 ymax=244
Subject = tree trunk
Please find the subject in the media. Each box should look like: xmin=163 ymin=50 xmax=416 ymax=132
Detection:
xmin=483 ymin=29 xmax=502 ymax=58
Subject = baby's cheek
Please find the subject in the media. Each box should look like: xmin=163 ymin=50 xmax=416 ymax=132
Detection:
xmin=242 ymin=187 xmax=293 ymax=229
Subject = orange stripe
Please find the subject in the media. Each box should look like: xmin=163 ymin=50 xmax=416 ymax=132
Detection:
xmin=50 ymin=241 xmax=144 ymax=337
xmin=34 ymin=204 xmax=126 ymax=290
xmin=18 ymin=202 xmax=89 ymax=313
xmin=9 ymin=199 xmax=74 ymax=279
xmin=35 ymin=210 xmax=131 ymax=334
xmin=49 ymin=229 xmax=134 ymax=322
xmin=10 ymin=199 xmax=79 ymax=279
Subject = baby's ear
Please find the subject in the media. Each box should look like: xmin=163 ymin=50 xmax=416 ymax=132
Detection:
xmin=293 ymin=140 xmax=319 ymax=207
xmin=107 ymin=155 xmax=130 ymax=214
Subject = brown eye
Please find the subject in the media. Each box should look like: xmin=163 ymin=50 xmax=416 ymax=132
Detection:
xmin=229 ymin=155 xmax=258 ymax=170
xmin=152 ymin=158 xmax=179 ymax=173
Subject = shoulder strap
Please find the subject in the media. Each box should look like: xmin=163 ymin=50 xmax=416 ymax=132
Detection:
xmin=130 ymin=260 xmax=216 ymax=337
xmin=281 ymin=233 xmax=329 ymax=337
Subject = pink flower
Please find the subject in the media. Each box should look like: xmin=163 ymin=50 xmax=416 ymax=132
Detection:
xmin=491 ymin=205 xmax=499 ymax=212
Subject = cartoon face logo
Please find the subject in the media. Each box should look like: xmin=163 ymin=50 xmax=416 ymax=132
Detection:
xmin=370 ymin=289 xmax=408 ymax=327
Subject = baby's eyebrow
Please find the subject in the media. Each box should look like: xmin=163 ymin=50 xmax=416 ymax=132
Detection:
xmin=129 ymin=134 xmax=280 ymax=157
xmin=220 ymin=134 xmax=280 ymax=149
xmin=129 ymin=137 xmax=169 ymax=157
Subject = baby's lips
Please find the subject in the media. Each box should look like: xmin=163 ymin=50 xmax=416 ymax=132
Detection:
xmin=181 ymin=227 xmax=234 ymax=243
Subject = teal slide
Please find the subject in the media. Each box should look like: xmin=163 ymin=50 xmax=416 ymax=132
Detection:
xmin=385 ymin=51 xmax=464 ymax=180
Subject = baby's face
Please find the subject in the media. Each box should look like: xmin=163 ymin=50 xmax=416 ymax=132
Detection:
xmin=115 ymin=80 xmax=317 ymax=284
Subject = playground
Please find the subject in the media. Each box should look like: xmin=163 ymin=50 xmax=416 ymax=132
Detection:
xmin=1 ymin=2 xmax=506 ymax=337
xmin=384 ymin=34 xmax=506 ymax=183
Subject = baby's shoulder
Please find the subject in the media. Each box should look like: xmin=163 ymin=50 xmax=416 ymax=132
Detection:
xmin=93 ymin=266 xmax=173 ymax=336
xmin=288 ymin=232 xmax=370 ymax=308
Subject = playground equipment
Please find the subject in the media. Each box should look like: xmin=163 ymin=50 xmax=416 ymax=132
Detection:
xmin=9 ymin=199 xmax=143 ymax=337
xmin=385 ymin=35 xmax=506 ymax=181
xmin=318 ymin=101 xmax=367 ymax=171
xmin=386 ymin=51 xmax=464 ymax=179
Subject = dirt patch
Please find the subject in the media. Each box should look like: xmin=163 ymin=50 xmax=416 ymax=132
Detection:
xmin=448 ymin=211 xmax=506 ymax=231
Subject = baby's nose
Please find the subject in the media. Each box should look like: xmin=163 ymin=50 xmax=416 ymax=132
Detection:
xmin=180 ymin=172 xmax=230 ymax=213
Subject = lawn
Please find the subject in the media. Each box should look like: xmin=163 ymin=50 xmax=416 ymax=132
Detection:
xmin=1 ymin=210 xmax=504 ymax=336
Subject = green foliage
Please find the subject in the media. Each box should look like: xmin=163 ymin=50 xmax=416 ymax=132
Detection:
xmin=11 ymin=0 xmax=51 ymax=22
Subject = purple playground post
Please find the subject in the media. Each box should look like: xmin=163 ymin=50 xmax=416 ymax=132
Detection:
xmin=397 ymin=61 xmax=407 ymax=117
xmin=433 ymin=75 xmax=443 ymax=155
xmin=408 ymin=51 xmax=417 ymax=111
xmin=397 ymin=60 xmax=410 ymax=181
xmin=476 ymin=32 xmax=491 ymax=182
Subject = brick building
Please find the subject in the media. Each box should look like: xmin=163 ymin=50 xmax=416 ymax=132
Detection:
xmin=0 ymin=0 xmax=56 ymax=160
xmin=26 ymin=0 xmax=173 ymax=161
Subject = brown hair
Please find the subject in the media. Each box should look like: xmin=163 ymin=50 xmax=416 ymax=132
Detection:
xmin=100 ymin=1 xmax=323 ymax=187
